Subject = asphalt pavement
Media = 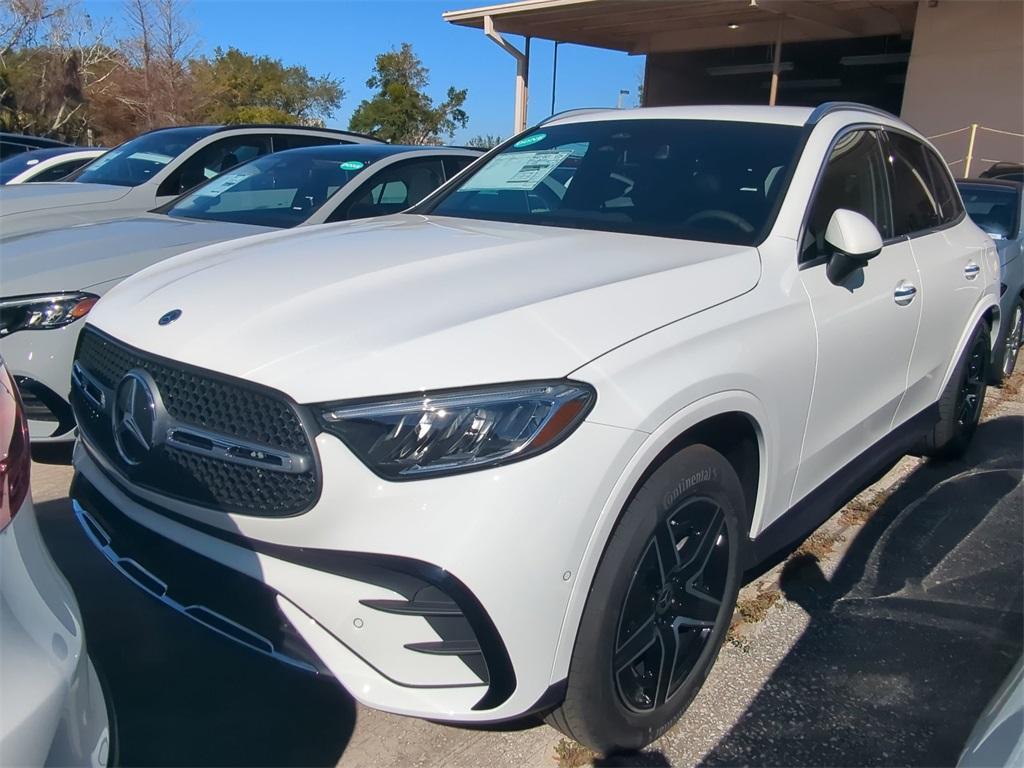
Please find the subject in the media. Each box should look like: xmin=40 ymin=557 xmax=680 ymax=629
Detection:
xmin=30 ymin=378 xmax=1023 ymax=767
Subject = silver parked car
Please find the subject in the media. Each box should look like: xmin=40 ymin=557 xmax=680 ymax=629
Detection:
xmin=0 ymin=361 xmax=111 ymax=765
xmin=0 ymin=143 xmax=479 ymax=443
xmin=957 ymin=178 xmax=1024 ymax=383
xmin=0 ymin=124 xmax=382 ymax=238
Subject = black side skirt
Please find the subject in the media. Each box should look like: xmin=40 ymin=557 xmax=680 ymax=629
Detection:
xmin=746 ymin=403 xmax=939 ymax=571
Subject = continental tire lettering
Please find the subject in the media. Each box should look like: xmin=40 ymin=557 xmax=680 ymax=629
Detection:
xmin=662 ymin=466 xmax=718 ymax=510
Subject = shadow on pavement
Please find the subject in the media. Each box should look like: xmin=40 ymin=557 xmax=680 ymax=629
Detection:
xmin=35 ymin=496 xmax=357 ymax=767
xmin=702 ymin=415 xmax=1024 ymax=767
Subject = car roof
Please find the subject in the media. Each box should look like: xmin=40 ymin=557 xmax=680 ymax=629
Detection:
xmin=0 ymin=132 xmax=70 ymax=147
xmin=541 ymin=102 xmax=903 ymax=130
xmin=136 ymin=123 xmax=381 ymax=143
xmin=269 ymin=144 xmax=481 ymax=161
xmin=956 ymin=177 xmax=1023 ymax=190
xmin=3 ymin=146 xmax=104 ymax=162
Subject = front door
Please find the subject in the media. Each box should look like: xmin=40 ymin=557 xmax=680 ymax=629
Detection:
xmin=792 ymin=129 xmax=921 ymax=504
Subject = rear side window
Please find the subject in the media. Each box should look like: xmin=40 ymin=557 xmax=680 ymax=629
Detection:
xmin=802 ymin=130 xmax=891 ymax=262
xmin=921 ymin=148 xmax=963 ymax=223
xmin=273 ymin=134 xmax=346 ymax=151
xmin=28 ymin=159 xmax=91 ymax=183
xmin=885 ymin=132 xmax=944 ymax=236
xmin=328 ymin=158 xmax=446 ymax=221
xmin=442 ymin=155 xmax=476 ymax=180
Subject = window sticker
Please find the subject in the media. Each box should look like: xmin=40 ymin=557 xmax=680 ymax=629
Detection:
xmin=339 ymin=160 xmax=365 ymax=171
xmin=193 ymin=170 xmax=256 ymax=197
xmin=461 ymin=150 xmax=572 ymax=191
xmin=513 ymin=132 xmax=546 ymax=148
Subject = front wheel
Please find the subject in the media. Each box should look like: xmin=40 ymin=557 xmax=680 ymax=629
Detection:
xmin=918 ymin=321 xmax=990 ymax=460
xmin=546 ymin=444 xmax=745 ymax=753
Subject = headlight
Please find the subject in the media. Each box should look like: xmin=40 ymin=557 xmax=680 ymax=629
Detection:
xmin=318 ymin=381 xmax=595 ymax=480
xmin=0 ymin=293 xmax=99 ymax=337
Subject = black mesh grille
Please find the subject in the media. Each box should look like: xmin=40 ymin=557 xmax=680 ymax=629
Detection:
xmin=72 ymin=327 xmax=320 ymax=517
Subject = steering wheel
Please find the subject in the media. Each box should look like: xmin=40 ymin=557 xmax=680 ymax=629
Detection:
xmin=680 ymin=209 xmax=755 ymax=233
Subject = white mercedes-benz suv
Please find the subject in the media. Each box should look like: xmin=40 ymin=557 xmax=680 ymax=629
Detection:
xmin=67 ymin=104 xmax=999 ymax=752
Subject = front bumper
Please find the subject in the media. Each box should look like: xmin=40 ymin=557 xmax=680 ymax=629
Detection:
xmin=72 ymin=415 xmax=642 ymax=722
xmin=0 ymin=497 xmax=110 ymax=767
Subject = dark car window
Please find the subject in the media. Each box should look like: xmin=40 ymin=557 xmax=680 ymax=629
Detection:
xmin=74 ymin=126 xmax=216 ymax=187
xmin=803 ymin=130 xmax=892 ymax=262
xmin=442 ymin=155 xmax=476 ymax=180
xmin=921 ymin=149 xmax=963 ymax=224
xmin=423 ymin=119 xmax=803 ymax=246
xmin=957 ymin=182 xmax=1021 ymax=238
xmin=164 ymin=148 xmax=371 ymax=228
xmin=27 ymin=158 xmax=93 ymax=183
xmin=156 ymin=135 xmax=273 ymax=198
xmin=885 ymin=132 xmax=944 ymax=236
xmin=328 ymin=158 xmax=446 ymax=221
xmin=272 ymin=134 xmax=346 ymax=151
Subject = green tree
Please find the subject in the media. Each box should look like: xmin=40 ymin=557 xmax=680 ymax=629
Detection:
xmin=349 ymin=43 xmax=467 ymax=144
xmin=191 ymin=47 xmax=343 ymax=125
xmin=466 ymin=134 xmax=501 ymax=149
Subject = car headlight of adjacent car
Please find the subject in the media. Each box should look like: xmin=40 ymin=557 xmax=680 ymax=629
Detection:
xmin=318 ymin=381 xmax=596 ymax=480
xmin=0 ymin=293 xmax=99 ymax=337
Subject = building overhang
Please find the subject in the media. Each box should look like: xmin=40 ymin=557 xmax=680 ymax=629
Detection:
xmin=443 ymin=0 xmax=918 ymax=54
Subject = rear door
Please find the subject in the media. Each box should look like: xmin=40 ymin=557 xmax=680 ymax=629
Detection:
xmin=887 ymin=131 xmax=983 ymax=423
xmin=793 ymin=128 xmax=922 ymax=502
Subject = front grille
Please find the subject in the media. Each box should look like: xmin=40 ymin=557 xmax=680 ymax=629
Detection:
xmin=72 ymin=327 xmax=321 ymax=517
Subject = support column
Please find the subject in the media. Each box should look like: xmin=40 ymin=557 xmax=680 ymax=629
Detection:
xmin=769 ymin=20 xmax=784 ymax=106
xmin=484 ymin=15 xmax=530 ymax=134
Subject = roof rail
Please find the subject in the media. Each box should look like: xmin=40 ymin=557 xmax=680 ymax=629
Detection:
xmin=539 ymin=107 xmax=612 ymax=126
xmin=806 ymin=102 xmax=898 ymax=125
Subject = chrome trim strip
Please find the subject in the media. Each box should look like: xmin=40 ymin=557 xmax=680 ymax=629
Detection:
xmin=72 ymin=499 xmax=316 ymax=674
xmin=71 ymin=361 xmax=108 ymax=411
xmin=165 ymin=426 xmax=310 ymax=474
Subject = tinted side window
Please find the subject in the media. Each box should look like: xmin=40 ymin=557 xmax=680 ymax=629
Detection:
xmin=885 ymin=132 xmax=943 ymax=236
xmin=273 ymin=134 xmax=345 ymax=151
xmin=802 ymin=130 xmax=891 ymax=262
xmin=28 ymin=158 xmax=92 ymax=182
xmin=328 ymin=158 xmax=445 ymax=221
xmin=442 ymin=155 xmax=476 ymax=180
xmin=921 ymin=148 xmax=963 ymax=223
xmin=157 ymin=135 xmax=272 ymax=197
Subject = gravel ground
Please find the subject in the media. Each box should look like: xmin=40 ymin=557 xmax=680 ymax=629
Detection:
xmin=30 ymin=369 xmax=1023 ymax=767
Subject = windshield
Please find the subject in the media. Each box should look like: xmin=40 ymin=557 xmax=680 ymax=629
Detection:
xmin=958 ymin=183 xmax=1020 ymax=239
xmin=425 ymin=119 xmax=803 ymax=245
xmin=164 ymin=149 xmax=371 ymax=228
xmin=0 ymin=153 xmax=42 ymax=183
xmin=74 ymin=127 xmax=215 ymax=187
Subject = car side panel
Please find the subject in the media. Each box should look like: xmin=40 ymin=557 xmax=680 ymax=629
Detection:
xmin=896 ymin=219 xmax=999 ymax=422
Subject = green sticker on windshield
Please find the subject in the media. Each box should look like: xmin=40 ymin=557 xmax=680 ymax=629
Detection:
xmin=513 ymin=132 xmax=546 ymax=148
xmin=339 ymin=160 xmax=365 ymax=171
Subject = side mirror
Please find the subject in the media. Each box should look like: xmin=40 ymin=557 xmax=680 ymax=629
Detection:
xmin=824 ymin=208 xmax=884 ymax=285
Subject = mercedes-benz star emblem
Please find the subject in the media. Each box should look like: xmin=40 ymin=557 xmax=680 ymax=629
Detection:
xmin=158 ymin=309 xmax=182 ymax=326
xmin=112 ymin=370 xmax=159 ymax=466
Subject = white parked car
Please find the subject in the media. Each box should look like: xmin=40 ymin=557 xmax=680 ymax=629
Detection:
xmin=0 ymin=124 xmax=381 ymax=237
xmin=0 ymin=361 xmax=110 ymax=766
xmin=0 ymin=144 xmax=479 ymax=444
xmin=0 ymin=148 xmax=107 ymax=185
xmin=67 ymin=104 xmax=999 ymax=753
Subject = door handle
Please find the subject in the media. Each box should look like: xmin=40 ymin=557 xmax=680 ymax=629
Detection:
xmin=964 ymin=262 xmax=981 ymax=280
xmin=894 ymin=281 xmax=918 ymax=306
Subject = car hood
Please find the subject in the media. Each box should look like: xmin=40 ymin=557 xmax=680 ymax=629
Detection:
xmin=0 ymin=214 xmax=273 ymax=295
xmin=87 ymin=214 xmax=762 ymax=402
xmin=0 ymin=182 xmax=132 ymax=216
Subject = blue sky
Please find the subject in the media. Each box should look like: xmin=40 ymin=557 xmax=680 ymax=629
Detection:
xmin=81 ymin=0 xmax=645 ymax=142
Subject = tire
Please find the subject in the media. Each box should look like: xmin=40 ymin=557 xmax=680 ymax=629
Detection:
xmin=918 ymin=321 xmax=991 ymax=460
xmin=991 ymin=298 xmax=1023 ymax=386
xmin=546 ymin=444 xmax=745 ymax=753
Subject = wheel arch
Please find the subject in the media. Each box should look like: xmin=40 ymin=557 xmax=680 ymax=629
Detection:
xmin=548 ymin=391 xmax=770 ymax=685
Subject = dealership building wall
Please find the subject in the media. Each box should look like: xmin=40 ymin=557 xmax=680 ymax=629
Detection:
xmin=900 ymin=0 xmax=1023 ymax=173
